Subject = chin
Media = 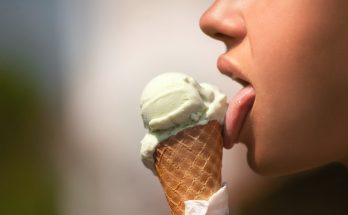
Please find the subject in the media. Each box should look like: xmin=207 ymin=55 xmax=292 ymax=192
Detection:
xmin=247 ymin=156 xmax=300 ymax=177
xmin=246 ymin=150 xmax=284 ymax=176
xmin=245 ymin=145 xmax=320 ymax=177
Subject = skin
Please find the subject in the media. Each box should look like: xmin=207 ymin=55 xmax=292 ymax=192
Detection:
xmin=200 ymin=0 xmax=348 ymax=176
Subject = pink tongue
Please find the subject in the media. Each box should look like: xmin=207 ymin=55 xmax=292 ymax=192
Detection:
xmin=224 ymin=85 xmax=256 ymax=148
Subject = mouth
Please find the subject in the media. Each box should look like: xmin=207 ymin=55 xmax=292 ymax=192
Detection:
xmin=217 ymin=55 xmax=251 ymax=87
xmin=217 ymin=55 xmax=255 ymax=148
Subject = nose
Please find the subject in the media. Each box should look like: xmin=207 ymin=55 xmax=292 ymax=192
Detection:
xmin=200 ymin=1 xmax=246 ymax=45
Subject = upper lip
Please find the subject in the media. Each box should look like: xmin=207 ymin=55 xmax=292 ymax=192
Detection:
xmin=217 ymin=55 xmax=250 ymax=87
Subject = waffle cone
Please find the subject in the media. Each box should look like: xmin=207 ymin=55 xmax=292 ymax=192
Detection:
xmin=154 ymin=120 xmax=223 ymax=215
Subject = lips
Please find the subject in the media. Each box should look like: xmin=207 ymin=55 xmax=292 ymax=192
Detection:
xmin=217 ymin=55 xmax=255 ymax=148
xmin=217 ymin=55 xmax=250 ymax=87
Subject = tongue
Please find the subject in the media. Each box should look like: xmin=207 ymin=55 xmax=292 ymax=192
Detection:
xmin=223 ymin=85 xmax=256 ymax=148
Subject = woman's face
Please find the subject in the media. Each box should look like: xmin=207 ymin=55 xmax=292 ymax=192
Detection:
xmin=200 ymin=0 xmax=348 ymax=175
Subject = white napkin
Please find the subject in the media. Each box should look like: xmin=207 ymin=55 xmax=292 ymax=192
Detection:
xmin=184 ymin=184 xmax=229 ymax=215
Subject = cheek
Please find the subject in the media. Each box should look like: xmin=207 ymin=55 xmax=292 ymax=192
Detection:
xmin=243 ymin=1 xmax=348 ymax=174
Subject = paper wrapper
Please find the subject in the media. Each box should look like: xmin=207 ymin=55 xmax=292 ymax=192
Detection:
xmin=185 ymin=184 xmax=229 ymax=215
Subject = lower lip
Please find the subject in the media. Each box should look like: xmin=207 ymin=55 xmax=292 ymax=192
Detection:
xmin=224 ymin=85 xmax=256 ymax=148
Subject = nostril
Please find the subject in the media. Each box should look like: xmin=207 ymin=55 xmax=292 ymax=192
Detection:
xmin=214 ymin=33 xmax=225 ymax=39
xmin=213 ymin=33 xmax=232 ymax=43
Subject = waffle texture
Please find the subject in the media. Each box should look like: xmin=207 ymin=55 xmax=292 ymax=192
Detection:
xmin=155 ymin=120 xmax=223 ymax=215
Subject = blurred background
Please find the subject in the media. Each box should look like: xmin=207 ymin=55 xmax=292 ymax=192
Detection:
xmin=1 ymin=0 xmax=347 ymax=215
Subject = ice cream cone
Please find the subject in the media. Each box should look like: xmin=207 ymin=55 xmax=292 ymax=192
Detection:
xmin=154 ymin=120 xmax=223 ymax=215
